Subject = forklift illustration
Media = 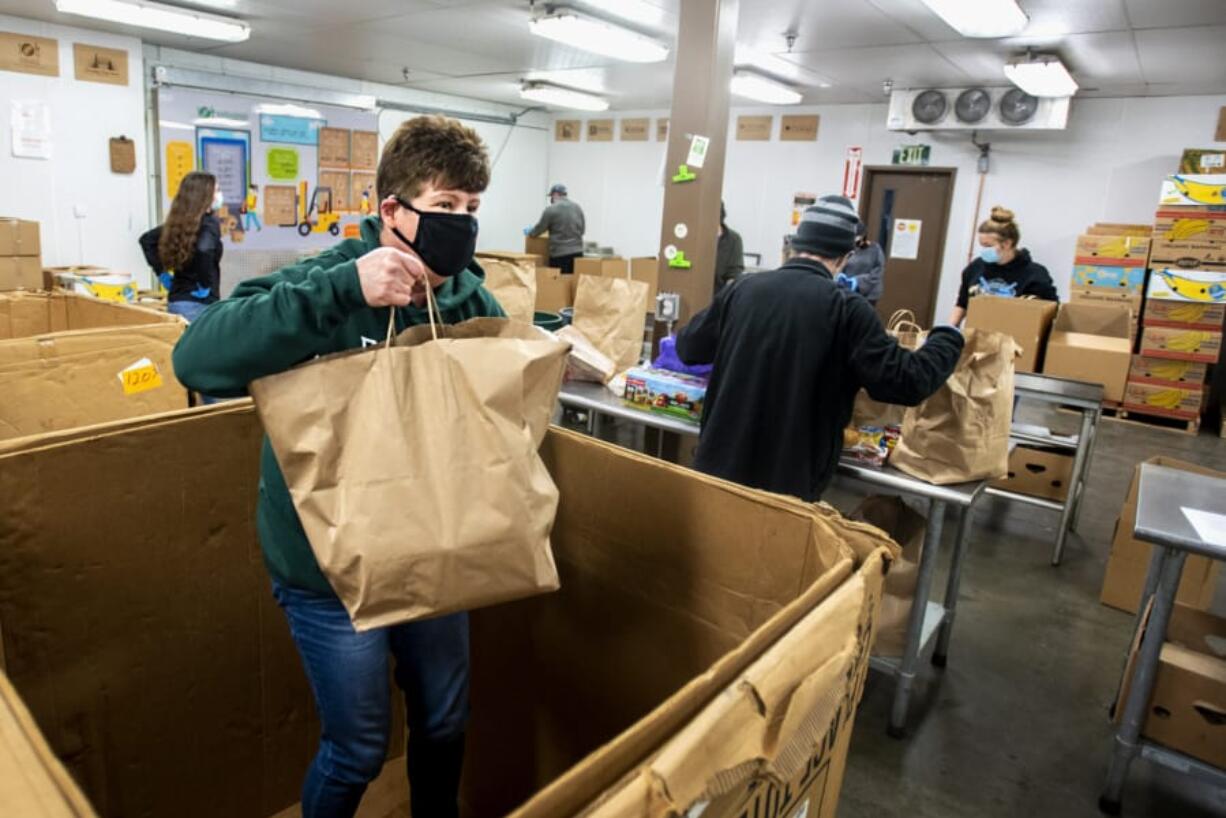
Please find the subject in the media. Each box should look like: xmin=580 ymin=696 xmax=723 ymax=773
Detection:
xmin=296 ymin=180 xmax=340 ymax=237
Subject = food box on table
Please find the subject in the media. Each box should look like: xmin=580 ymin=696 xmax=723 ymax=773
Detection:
xmin=623 ymin=366 xmax=705 ymax=423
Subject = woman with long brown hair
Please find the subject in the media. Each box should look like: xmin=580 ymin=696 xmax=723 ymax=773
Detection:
xmin=140 ymin=171 xmax=224 ymax=321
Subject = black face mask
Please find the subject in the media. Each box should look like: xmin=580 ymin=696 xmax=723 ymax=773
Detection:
xmin=391 ymin=196 xmax=478 ymax=278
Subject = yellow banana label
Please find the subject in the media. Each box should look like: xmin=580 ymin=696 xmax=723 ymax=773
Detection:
xmin=1172 ymin=175 xmax=1226 ymax=205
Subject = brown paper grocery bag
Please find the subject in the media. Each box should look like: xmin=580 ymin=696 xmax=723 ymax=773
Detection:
xmin=573 ymin=274 xmax=649 ymax=373
xmin=850 ymin=310 xmax=927 ymax=429
xmin=852 ymin=495 xmax=926 ymax=656
xmin=250 ymin=294 xmax=569 ymax=630
xmin=477 ymin=256 xmax=536 ymax=324
xmin=890 ymin=328 xmax=1018 ymax=485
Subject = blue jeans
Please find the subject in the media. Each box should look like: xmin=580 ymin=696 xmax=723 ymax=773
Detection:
xmin=245 ymin=210 xmax=262 ymax=231
xmin=272 ymin=581 xmax=470 ymax=818
xmin=167 ymin=299 xmax=209 ymax=322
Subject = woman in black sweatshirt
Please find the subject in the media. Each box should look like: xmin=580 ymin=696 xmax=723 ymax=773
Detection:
xmin=139 ymin=171 xmax=224 ymax=322
xmin=949 ymin=205 xmax=1057 ymax=326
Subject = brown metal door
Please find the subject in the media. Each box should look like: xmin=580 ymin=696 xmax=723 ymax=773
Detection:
xmin=861 ymin=167 xmax=956 ymax=326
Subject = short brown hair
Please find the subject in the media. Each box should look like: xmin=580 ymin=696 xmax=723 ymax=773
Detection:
xmin=978 ymin=205 xmax=1020 ymax=246
xmin=377 ymin=115 xmax=490 ymax=202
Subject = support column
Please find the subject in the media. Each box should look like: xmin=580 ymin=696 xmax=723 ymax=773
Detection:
xmin=656 ymin=0 xmax=738 ymax=327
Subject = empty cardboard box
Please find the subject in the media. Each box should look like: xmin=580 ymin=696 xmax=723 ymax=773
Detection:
xmin=990 ymin=445 xmax=1074 ymax=502
xmin=1042 ymin=302 xmax=1134 ymax=402
xmin=965 ymin=296 xmax=1058 ymax=373
xmin=535 ymin=266 xmax=574 ymax=313
xmin=1100 ymin=456 xmax=1222 ymax=614
xmin=0 ymin=217 xmax=40 ymax=257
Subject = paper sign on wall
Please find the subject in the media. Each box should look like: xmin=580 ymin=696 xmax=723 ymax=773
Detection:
xmin=266 ymin=147 xmax=299 ymax=180
xmin=587 ymin=119 xmax=613 ymax=142
xmin=686 ymin=134 xmax=710 ymax=168
xmin=620 ymin=118 xmax=648 ymax=141
xmin=165 ymin=140 xmax=194 ymax=198
xmin=736 ymin=115 xmax=772 ymax=141
xmin=842 ymin=146 xmax=864 ymax=199
xmin=890 ymin=219 xmax=922 ymax=260
xmin=780 ymin=115 xmax=819 ymax=141
xmin=11 ymin=100 xmax=52 ymax=159
xmin=555 ymin=120 xmax=580 ymax=142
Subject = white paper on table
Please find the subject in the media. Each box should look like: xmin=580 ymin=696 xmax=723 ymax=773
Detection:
xmin=1180 ymin=506 xmax=1226 ymax=548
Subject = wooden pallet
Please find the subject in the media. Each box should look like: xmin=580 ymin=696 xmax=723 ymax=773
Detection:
xmin=1103 ymin=406 xmax=1202 ymax=436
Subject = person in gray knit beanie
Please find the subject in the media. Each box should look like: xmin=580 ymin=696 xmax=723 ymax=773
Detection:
xmin=791 ymin=194 xmax=860 ymax=260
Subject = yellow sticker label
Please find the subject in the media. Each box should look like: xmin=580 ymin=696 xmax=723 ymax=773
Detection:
xmin=120 ymin=364 xmax=163 ymax=395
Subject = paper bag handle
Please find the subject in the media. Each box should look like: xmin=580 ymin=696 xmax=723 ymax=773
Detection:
xmin=887 ymin=309 xmax=918 ymax=331
xmin=384 ymin=278 xmax=441 ymax=347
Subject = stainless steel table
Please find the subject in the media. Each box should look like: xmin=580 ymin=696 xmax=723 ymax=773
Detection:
xmin=1099 ymin=464 xmax=1226 ymax=815
xmin=988 ymin=372 xmax=1104 ymax=566
xmin=557 ymin=382 xmax=991 ymax=737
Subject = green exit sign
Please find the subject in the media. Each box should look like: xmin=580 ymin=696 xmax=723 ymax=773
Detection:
xmin=893 ymin=144 xmax=931 ymax=166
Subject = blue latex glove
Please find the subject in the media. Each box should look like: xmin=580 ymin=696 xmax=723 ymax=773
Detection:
xmin=836 ymin=272 xmax=857 ymax=292
xmin=523 ymin=227 xmax=532 ymax=236
xmin=158 ymin=272 xmax=173 ymax=290
xmin=191 ymin=286 xmax=212 ymax=299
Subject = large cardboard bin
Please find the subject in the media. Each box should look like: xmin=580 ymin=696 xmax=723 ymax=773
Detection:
xmin=965 ymin=296 xmax=1057 ymax=373
xmin=0 ymin=404 xmax=892 ymax=818
xmin=0 ymin=291 xmax=188 ymax=440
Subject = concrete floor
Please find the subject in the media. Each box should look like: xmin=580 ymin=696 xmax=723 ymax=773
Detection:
xmin=827 ymin=407 xmax=1226 ymax=818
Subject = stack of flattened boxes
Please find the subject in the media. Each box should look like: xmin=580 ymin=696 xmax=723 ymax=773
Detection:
xmin=1126 ymin=174 xmax=1226 ymax=428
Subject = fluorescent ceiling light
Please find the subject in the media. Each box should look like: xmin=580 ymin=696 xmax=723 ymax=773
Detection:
xmin=920 ymin=0 xmax=1028 ymax=38
xmin=194 ymin=116 xmax=249 ymax=128
xmin=1004 ymin=55 xmax=1078 ymax=97
xmin=579 ymin=0 xmax=667 ymax=28
xmin=730 ymin=71 xmax=802 ymax=105
xmin=529 ymin=11 xmax=669 ymax=63
xmin=54 ymin=0 xmax=250 ymax=42
xmin=520 ymin=81 xmax=609 ymax=112
xmin=255 ymin=103 xmax=323 ymax=119
xmin=734 ymin=46 xmax=832 ymax=88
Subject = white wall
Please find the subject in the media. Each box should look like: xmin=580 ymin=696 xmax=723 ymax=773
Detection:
xmin=0 ymin=15 xmax=147 ymax=283
xmin=548 ymin=95 xmax=1226 ymax=322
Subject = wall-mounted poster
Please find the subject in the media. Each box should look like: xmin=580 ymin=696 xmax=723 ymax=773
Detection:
xmin=74 ymin=43 xmax=127 ymax=85
xmin=0 ymin=31 xmax=58 ymax=77
xmin=259 ymin=114 xmax=323 ymax=145
xmin=319 ymin=127 xmax=351 ymax=168
xmin=197 ymin=128 xmax=250 ymax=208
xmin=351 ymin=172 xmax=376 ymax=215
xmin=350 ymin=130 xmax=378 ymax=170
xmin=620 ymin=118 xmax=649 ymax=141
xmin=165 ymin=140 xmax=193 ymax=198
xmin=587 ymin=119 xmax=613 ymax=142
xmin=555 ymin=120 xmax=580 ymax=142
xmin=736 ymin=115 xmax=773 ymax=141
xmin=780 ymin=115 xmax=819 ymax=141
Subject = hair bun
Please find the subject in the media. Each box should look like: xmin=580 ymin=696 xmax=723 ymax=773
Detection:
xmin=989 ymin=206 xmax=1015 ymax=223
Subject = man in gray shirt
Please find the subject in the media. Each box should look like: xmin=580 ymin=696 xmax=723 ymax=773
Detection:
xmin=528 ymin=184 xmax=585 ymax=273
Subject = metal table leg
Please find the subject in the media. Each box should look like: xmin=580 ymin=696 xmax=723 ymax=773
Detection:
xmin=589 ymin=409 xmax=602 ymax=439
xmin=888 ymin=497 xmax=947 ymax=739
xmin=1070 ymin=408 xmax=1100 ymax=532
xmin=932 ymin=503 xmax=974 ymax=668
xmin=1099 ymin=547 xmax=1187 ymax=815
xmin=1051 ymin=408 xmax=1095 ymax=566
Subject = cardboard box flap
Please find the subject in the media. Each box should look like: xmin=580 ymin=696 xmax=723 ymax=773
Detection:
xmin=1053 ymin=301 xmax=1132 ymax=338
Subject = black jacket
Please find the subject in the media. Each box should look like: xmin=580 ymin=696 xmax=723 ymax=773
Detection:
xmin=714 ymin=227 xmax=745 ymax=295
xmin=139 ymin=214 xmax=223 ymax=303
xmin=956 ymin=248 xmax=1057 ymax=308
xmin=676 ymin=257 xmax=964 ymax=502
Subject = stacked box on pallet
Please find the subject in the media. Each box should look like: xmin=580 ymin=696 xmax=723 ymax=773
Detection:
xmin=0 ymin=217 xmax=42 ymax=291
xmin=1124 ymin=174 xmax=1226 ymax=428
xmin=1069 ymin=230 xmax=1150 ymax=350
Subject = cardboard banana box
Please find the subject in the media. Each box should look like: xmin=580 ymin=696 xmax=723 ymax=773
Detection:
xmin=1144 ymin=269 xmax=1226 ymax=330
xmin=1073 ymin=234 xmax=1150 ymax=265
xmin=1138 ymin=326 xmax=1223 ymax=363
xmin=1070 ymin=264 xmax=1147 ymax=293
xmin=1154 ymin=211 xmax=1226 ymax=243
xmin=1148 ymin=240 xmax=1226 ymax=269
xmin=1123 ymin=381 xmax=1205 ymax=419
xmin=1142 ymin=300 xmax=1226 ymax=329
xmin=1128 ymin=356 xmax=1209 ymax=388
xmin=1158 ymin=174 xmax=1226 ymax=207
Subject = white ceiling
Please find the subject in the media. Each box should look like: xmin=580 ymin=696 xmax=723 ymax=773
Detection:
xmin=3 ymin=0 xmax=1226 ymax=109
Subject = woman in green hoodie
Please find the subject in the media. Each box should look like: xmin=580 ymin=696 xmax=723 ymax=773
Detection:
xmin=172 ymin=116 xmax=504 ymax=818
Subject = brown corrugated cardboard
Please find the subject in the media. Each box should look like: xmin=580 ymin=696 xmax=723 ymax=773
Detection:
xmin=0 ymin=669 xmax=98 ymax=817
xmin=480 ymin=250 xmax=545 ymax=267
xmin=0 ymin=292 xmax=189 ymax=440
xmin=1154 ymin=211 xmax=1226 ymax=242
xmin=1114 ymin=604 xmax=1226 ymax=770
xmin=1043 ymin=302 xmax=1133 ymax=402
xmin=1142 ymin=299 xmax=1225 ymax=329
xmin=525 ymin=234 xmax=550 ymax=261
xmin=574 ymin=256 xmax=627 ymax=279
xmin=1069 ymin=289 xmax=1141 ymax=343
xmin=990 ymin=445 xmax=1074 ymax=501
xmin=1123 ymin=381 xmax=1205 ymax=419
xmin=0 ymin=404 xmax=322 ymax=817
xmin=1087 ymin=223 xmax=1154 ymax=236
xmin=1128 ymin=356 xmax=1209 ymax=387
xmin=535 ymin=266 xmax=574 ymax=312
xmin=460 ymin=431 xmax=891 ymax=818
xmin=626 ymin=257 xmax=659 ymax=314
xmin=0 ymin=217 xmax=40 ymax=256
xmin=1149 ymin=239 xmax=1226 ymax=268
xmin=0 ymin=255 xmax=41 ymax=291
xmin=1075 ymin=234 xmax=1151 ymax=263
xmin=1139 ymin=325 xmax=1223 ymax=363
xmin=965 ymin=296 xmax=1057 ymax=373
xmin=1100 ymin=457 xmax=1222 ymax=614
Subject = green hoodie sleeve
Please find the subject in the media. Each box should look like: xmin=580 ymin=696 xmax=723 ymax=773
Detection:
xmin=172 ymin=255 xmax=367 ymax=397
